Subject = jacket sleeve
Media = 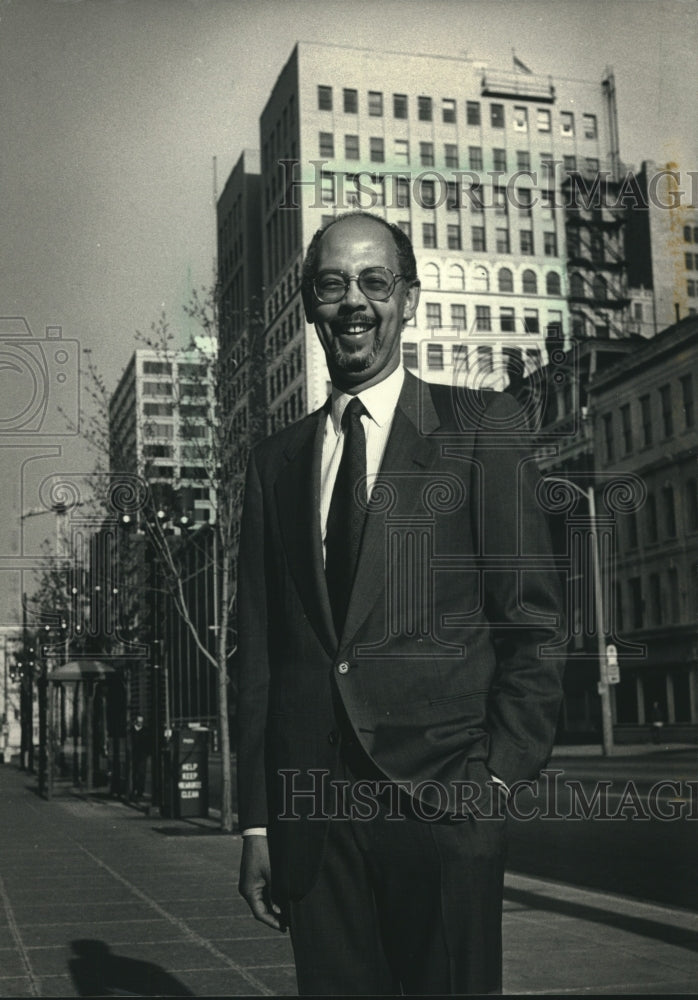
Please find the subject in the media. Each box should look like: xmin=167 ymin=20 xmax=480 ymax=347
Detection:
xmin=236 ymin=447 xmax=271 ymax=830
xmin=473 ymin=391 xmax=565 ymax=788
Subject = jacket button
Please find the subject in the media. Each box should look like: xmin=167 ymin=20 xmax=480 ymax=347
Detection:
xmin=327 ymin=730 xmax=339 ymax=746
xmin=337 ymin=661 xmax=350 ymax=675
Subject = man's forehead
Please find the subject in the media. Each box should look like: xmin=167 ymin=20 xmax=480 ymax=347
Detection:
xmin=317 ymin=218 xmax=398 ymax=268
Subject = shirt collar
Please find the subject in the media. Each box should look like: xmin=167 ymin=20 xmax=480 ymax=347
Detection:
xmin=329 ymin=365 xmax=405 ymax=434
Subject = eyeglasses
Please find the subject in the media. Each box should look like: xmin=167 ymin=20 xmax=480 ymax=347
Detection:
xmin=313 ymin=267 xmax=405 ymax=304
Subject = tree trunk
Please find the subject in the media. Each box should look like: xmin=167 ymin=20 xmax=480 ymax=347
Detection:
xmin=216 ymin=530 xmax=234 ymax=832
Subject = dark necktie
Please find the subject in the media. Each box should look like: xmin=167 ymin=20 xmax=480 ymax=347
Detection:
xmin=325 ymin=397 xmax=368 ymax=636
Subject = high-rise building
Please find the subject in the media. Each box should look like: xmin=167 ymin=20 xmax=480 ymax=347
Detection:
xmin=252 ymin=41 xmax=626 ymax=432
xmin=626 ymin=159 xmax=698 ymax=333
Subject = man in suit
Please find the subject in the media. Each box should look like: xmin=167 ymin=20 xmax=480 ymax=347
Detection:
xmin=237 ymin=211 xmax=564 ymax=995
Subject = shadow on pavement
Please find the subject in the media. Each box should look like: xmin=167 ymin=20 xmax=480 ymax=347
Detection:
xmin=505 ymin=887 xmax=698 ymax=952
xmin=69 ymin=939 xmax=194 ymax=997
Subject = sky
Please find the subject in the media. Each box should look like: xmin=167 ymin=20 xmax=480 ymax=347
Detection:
xmin=0 ymin=0 xmax=697 ymax=621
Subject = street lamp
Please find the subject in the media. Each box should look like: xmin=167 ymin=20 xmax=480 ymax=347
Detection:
xmin=546 ymin=476 xmax=615 ymax=756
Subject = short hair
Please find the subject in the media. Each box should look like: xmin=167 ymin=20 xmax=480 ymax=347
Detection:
xmin=301 ymin=211 xmax=419 ymax=302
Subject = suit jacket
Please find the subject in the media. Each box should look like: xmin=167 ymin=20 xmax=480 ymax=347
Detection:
xmin=237 ymin=371 xmax=564 ymax=900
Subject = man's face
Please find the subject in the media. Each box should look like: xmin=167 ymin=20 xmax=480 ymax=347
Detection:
xmin=305 ymin=217 xmax=420 ymax=392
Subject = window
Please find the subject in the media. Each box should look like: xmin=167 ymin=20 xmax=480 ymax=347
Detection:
xmin=343 ymin=88 xmax=358 ymax=113
xmin=319 ymin=132 xmax=334 ymax=157
xmin=544 ymin=231 xmax=558 ymax=256
xmin=420 ymin=178 xmax=437 ymax=208
xmin=470 ymin=182 xmax=484 ymax=212
xmin=686 ymin=253 xmax=694 ymax=270
xmin=686 ymin=479 xmax=698 ymax=531
xmin=500 ymin=307 xmax=515 ymax=332
xmin=402 ymin=342 xmax=418 ymax=369
xmin=496 ymin=228 xmax=510 ymax=253
xmin=442 ymin=98 xmax=457 ymax=123
xmin=640 ymin=394 xmax=652 ymax=446
xmin=427 ymin=344 xmax=444 ymax=370
xmin=561 ymin=111 xmax=574 ymax=136
xmin=684 ymin=225 xmax=693 ymax=242
xmin=426 ymin=303 xmax=442 ymax=328
xmin=473 ymin=266 xmax=489 ymax=292
xmin=541 ymin=190 xmax=555 ymax=220
xmin=649 ymin=573 xmax=662 ymax=624
xmin=469 ymin=146 xmax=483 ymax=170
xmin=563 ymin=154 xmax=577 ymax=173
xmin=522 ymin=269 xmax=538 ymax=294
xmin=547 ymin=310 xmax=563 ymax=338
xmin=667 ymin=568 xmax=680 ymax=622
xmin=586 ymin=157 xmax=600 ymax=174
xmin=493 ymin=186 xmax=507 ymax=215
xmin=448 ymin=264 xmax=465 ymax=290
xmin=422 ymin=222 xmax=437 ymax=248
xmin=393 ymin=93 xmax=408 ymax=118
xmin=583 ymin=113 xmax=598 ymax=139
xmin=518 ymin=188 xmax=533 ymax=217
xmin=490 ymin=103 xmax=505 ymax=128
xmin=517 ymin=150 xmax=531 ymax=171
xmin=537 ymin=108 xmax=551 ymax=132
xmin=321 ymin=172 xmax=334 ymax=205
xmin=345 ymin=134 xmax=359 ymax=160
xmin=688 ymin=279 xmax=698 ymax=297
xmin=592 ymin=274 xmax=607 ymax=300
xmin=498 ymin=268 xmax=513 ymax=293
xmin=513 ymin=107 xmax=528 ymax=131
xmin=681 ymin=374 xmax=695 ymax=427
xmin=629 ymin=577 xmax=643 ymax=629
xmin=444 ymin=143 xmax=459 ymax=167
xmin=663 ymin=485 xmax=677 ymax=537
xmin=466 ymin=101 xmax=481 ymax=125
xmin=143 ymin=361 xmax=172 ymax=375
xmin=418 ymin=96 xmax=433 ymax=121
xmin=447 ymin=224 xmax=462 ymax=250
xmin=646 ymin=493 xmax=658 ymax=542
xmin=368 ymin=91 xmax=383 ymax=116
xmin=451 ymin=304 xmax=467 ymax=330
xmin=446 ymin=181 xmax=459 ymax=210
xmin=452 ymin=344 xmax=468 ymax=370
xmin=546 ymin=271 xmax=561 ymax=294
xmin=523 ymin=309 xmax=539 ymax=334
xmin=472 ymin=226 xmax=486 ymax=252
xmin=397 ymin=219 xmax=411 ymax=239
xmin=570 ymin=272 xmax=585 ymax=298
xmin=476 ymin=306 xmax=492 ymax=331
xmin=369 ymin=137 xmax=384 ymax=163
xmin=603 ymin=412 xmax=614 ymax=461
xmin=423 ymin=263 xmax=440 ymax=289
xmin=420 ymin=142 xmax=434 ymax=167
xmin=520 ymin=230 xmax=534 ymax=255
xmin=394 ymin=138 xmax=409 ymax=163
xmin=345 ymin=175 xmax=360 ymax=207
xmin=318 ymin=85 xmax=332 ymax=111
xmin=620 ymin=403 xmax=633 ymax=453
xmin=660 ymin=384 xmax=673 ymax=437
xmin=493 ymin=148 xmax=507 ymax=171
xmin=395 ymin=176 xmax=410 ymax=208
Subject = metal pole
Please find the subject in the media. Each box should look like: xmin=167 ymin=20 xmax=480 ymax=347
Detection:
xmin=587 ymin=485 xmax=614 ymax=756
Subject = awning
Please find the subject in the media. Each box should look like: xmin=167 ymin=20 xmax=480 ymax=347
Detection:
xmin=50 ymin=660 xmax=117 ymax=682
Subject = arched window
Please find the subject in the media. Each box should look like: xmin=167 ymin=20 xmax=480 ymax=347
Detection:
xmin=498 ymin=267 xmax=513 ymax=293
xmin=473 ymin=265 xmax=489 ymax=293
xmin=423 ymin=262 xmax=441 ymax=289
xmin=570 ymin=273 xmax=585 ymax=298
xmin=592 ymin=274 xmax=607 ymax=300
xmin=522 ymin=269 xmax=538 ymax=294
xmin=546 ymin=271 xmax=561 ymax=295
xmin=448 ymin=264 xmax=465 ymax=291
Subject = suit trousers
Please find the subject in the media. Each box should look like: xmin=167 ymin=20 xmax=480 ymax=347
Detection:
xmin=287 ymin=742 xmax=507 ymax=996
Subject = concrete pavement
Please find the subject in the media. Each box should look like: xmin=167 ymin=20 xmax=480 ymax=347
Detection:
xmin=0 ymin=762 xmax=696 ymax=997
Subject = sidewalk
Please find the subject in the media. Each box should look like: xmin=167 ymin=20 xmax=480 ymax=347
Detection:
xmin=0 ymin=763 xmax=695 ymax=997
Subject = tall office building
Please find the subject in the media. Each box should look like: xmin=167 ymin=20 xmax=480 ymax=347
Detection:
xmin=626 ymin=159 xmax=698 ymax=333
xmin=254 ymin=41 xmax=626 ymax=432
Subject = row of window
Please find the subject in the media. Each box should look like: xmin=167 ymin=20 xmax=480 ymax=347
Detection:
xmin=402 ymin=342 xmax=543 ymax=374
xmin=420 ymin=262 xmax=562 ymax=295
xmin=318 ymin=133 xmax=600 ymax=176
xmin=421 ymin=303 xmax=554 ymax=334
xmin=621 ymin=567 xmax=686 ymax=631
xmin=624 ymin=479 xmax=698 ymax=552
xmin=317 ymin=86 xmax=598 ymax=139
xmin=268 ymin=347 xmax=303 ymax=401
xmin=403 ymin=219 xmax=543 ymax=256
xmin=601 ymin=374 xmax=695 ymax=461
xmin=684 ymin=253 xmax=698 ymax=271
xmin=269 ymin=387 xmax=304 ymax=434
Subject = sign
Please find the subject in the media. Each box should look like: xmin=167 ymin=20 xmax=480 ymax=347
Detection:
xmin=606 ymin=644 xmax=620 ymax=685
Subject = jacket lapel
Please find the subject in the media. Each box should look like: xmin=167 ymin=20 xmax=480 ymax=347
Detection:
xmin=339 ymin=373 xmax=442 ymax=647
xmin=275 ymin=406 xmax=338 ymax=657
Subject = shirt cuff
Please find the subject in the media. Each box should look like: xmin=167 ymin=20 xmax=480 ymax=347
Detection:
xmin=241 ymin=827 xmax=268 ymax=837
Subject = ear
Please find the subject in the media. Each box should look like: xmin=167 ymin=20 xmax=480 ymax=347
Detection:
xmin=402 ymin=281 xmax=420 ymax=325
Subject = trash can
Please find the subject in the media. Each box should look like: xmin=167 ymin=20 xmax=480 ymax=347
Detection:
xmin=166 ymin=726 xmax=209 ymax=819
